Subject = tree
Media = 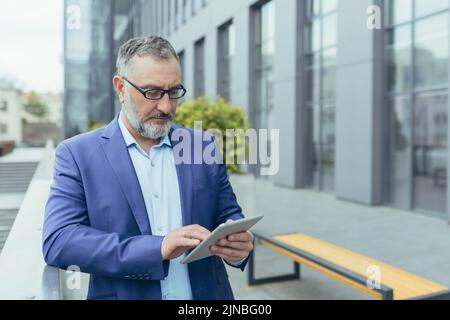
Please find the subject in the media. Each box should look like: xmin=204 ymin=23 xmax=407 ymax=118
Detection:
xmin=24 ymin=91 xmax=48 ymax=118
xmin=175 ymin=97 xmax=249 ymax=174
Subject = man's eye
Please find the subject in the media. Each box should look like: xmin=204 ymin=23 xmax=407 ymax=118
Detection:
xmin=146 ymin=90 xmax=163 ymax=98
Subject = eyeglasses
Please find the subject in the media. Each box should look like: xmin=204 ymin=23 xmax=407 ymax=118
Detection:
xmin=122 ymin=77 xmax=187 ymax=100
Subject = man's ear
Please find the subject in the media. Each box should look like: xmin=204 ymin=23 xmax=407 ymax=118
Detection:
xmin=112 ymin=75 xmax=124 ymax=103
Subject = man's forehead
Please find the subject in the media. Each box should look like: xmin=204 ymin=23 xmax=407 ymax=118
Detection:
xmin=129 ymin=55 xmax=179 ymax=70
xmin=128 ymin=55 xmax=181 ymax=84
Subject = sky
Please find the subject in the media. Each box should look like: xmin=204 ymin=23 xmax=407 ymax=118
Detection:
xmin=0 ymin=0 xmax=63 ymax=94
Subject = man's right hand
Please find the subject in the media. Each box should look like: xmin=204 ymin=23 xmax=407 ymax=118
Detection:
xmin=161 ymin=224 xmax=211 ymax=260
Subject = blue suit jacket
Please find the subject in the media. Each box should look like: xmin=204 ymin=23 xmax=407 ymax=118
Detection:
xmin=43 ymin=116 xmax=248 ymax=300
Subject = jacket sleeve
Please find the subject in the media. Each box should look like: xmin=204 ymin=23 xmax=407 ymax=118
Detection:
xmin=42 ymin=142 xmax=169 ymax=281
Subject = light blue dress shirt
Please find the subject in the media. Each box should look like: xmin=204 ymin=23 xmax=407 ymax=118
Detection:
xmin=118 ymin=113 xmax=193 ymax=300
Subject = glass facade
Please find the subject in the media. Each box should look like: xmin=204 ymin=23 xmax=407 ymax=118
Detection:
xmin=385 ymin=0 xmax=449 ymax=215
xmin=64 ymin=0 xmax=138 ymax=138
xmin=250 ymin=0 xmax=275 ymax=178
xmin=304 ymin=0 xmax=338 ymax=192
xmin=89 ymin=0 xmax=115 ymax=128
xmin=62 ymin=0 xmax=450 ymax=219
xmin=251 ymin=0 xmax=275 ymax=132
xmin=217 ymin=20 xmax=235 ymax=102
xmin=64 ymin=0 xmax=93 ymax=137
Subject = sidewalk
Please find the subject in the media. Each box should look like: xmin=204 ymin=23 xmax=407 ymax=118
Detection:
xmin=227 ymin=175 xmax=450 ymax=300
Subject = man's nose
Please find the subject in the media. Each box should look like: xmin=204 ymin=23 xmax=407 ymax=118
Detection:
xmin=156 ymin=93 xmax=173 ymax=114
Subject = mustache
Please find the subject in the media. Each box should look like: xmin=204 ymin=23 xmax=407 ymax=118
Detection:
xmin=143 ymin=112 xmax=174 ymax=122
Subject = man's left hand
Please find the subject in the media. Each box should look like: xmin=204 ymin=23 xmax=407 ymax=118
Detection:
xmin=210 ymin=230 xmax=254 ymax=263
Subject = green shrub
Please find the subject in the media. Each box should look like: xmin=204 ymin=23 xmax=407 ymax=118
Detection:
xmin=175 ymin=97 xmax=249 ymax=174
xmin=88 ymin=117 xmax=106 ymax=132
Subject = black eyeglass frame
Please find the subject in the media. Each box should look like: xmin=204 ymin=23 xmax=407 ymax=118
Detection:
xmin=121 ymin=76 xmax=187 ymax=100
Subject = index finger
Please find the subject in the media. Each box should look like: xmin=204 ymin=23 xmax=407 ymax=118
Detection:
xmin=227 ymin=231 xmax=253 ymax=242
xmin=185 ymin=224 xmax=211 ymax=236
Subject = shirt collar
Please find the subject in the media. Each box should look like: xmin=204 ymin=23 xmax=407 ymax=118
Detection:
xmin=118 ymin=111 xmax=172 ymax=149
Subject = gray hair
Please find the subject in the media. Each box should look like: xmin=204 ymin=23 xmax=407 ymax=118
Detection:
xmin=116 ymin=36 xmax=179 ymax=77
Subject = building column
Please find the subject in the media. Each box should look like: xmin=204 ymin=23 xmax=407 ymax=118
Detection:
xmin=335 ymin=0 xmax=384 ymax=205
xmin=232 ymin=6 xmax=250 ymax=115
xmin=272 ymin=0 xmax=304 ymax=188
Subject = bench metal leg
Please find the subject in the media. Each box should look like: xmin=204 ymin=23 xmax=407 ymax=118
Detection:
xmin=381 ymin=289 xmax=394 ymax=300
xmin=247 ymin=245 xmax=301 ymax=286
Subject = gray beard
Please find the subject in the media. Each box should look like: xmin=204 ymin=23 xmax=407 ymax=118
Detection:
xmin=122 ymin=91 xmax=172 ymax=140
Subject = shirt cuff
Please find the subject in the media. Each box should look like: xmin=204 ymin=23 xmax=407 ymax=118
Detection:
xmin=224 ymin=256 xmax=247 ymax=267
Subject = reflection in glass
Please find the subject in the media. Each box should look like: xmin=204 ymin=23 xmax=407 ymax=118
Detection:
xmin=306 ymin=54 xmax=321 ymax=102
xmin=386 ymin=25 xmax=412 ymax=93
xmin=306 ymin=0 xmax=321 ymax=17
xmin=321 ymin=105 xmax=335 ymax=190
xmin=322 ymin=0 xmax=337 ymax=14
xmin=304 ymin=1 xmax=338 ymax=191
xmin=322 ymin=13 xmax=337 ymax=48
xmin=385 ymin=0 xmax=412 ymax=26
xmin=414 ymin=13 xmax=449 ymax=89
xmin=385 ymin=3 xmax=449 ymax=216
xmin=322 ymin=48 xmax=337 ymax=102
xmin=386 ymin=96 xmax=412 ymax=208
xmin=251 ymin=1 xmax=275 ymax=177
xmin=218 ymin=21 xmax=234 ymax=101
xmin=415 ymin=0 xmax=449 ymax=18
xmin=413 ymin=93 xmax=448 ymax=214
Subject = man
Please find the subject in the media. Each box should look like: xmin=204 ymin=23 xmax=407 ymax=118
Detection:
xmin=43 ymin=36 xmax=253 ymax=300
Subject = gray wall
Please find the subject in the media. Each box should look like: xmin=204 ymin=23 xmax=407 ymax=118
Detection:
xmin=335 ymin=0 xmax=384 ymax=205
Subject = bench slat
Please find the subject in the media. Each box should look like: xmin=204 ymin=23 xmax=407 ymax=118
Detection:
xmin=269 ymin=233 xmax=447 ymax=300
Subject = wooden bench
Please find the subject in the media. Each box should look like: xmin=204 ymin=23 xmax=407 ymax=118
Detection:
xmin=248 ymin=232 xmax=450 ymax=300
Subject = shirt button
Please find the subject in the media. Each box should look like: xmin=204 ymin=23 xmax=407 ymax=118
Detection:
xmin=151 ymin=162 xmax=155 ymax=167
xmin=154 ymin=193 xmax=159 ymax=199
xmin=157 ymin=226 xmax=163 ymax=232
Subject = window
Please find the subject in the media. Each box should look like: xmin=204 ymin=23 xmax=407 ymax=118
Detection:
xmin=250 ymin=1 xmax=275 ymax=177
xmin=251 ymin=0 xmax=275 ymax=130
xmin=183 ymin=0 xmax=188 ymax=23
xmin=174 ymin=0 xmax=178 ymax=30
xmin=217 ymin=20 xmax=234 ymax=101
xmin=304 ymin=0 xmax=338 ymax=192
xmin=179 ymin=50 xmax=185 ymax=83
xmin=385 ymin=0 xmax=449 ymax=215
xmin=0 ymin=101 xmax=7 ymax=111
xmin=160 ymin=0 xmax=165 ymax=35
xmin=168 ymin=0 xmax=171 ymax=35
xmin=178 ymin=50 xmax=185 ymax=102
xmin=192 ymin=0 xmax=197 ymax=16
xmin=0 ymin=122 xmax=7 ymax=135
xmin=194 ymin=38 xmax=205 ymax=97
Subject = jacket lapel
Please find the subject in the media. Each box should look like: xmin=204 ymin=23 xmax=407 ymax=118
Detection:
xmin=99 ymin=116 xmax=152 ymax=235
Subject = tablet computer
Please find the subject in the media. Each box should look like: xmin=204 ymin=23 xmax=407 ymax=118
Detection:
xmin=180 ymin=215 xmax=264 ymax=264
